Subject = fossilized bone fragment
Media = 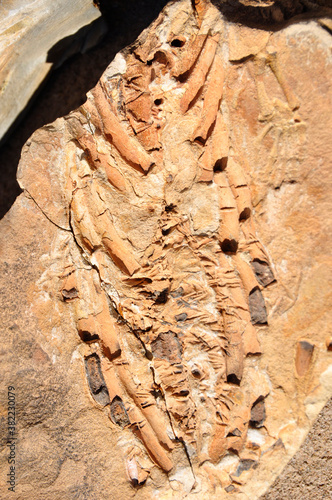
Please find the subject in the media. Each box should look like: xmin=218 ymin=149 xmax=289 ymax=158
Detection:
xmin=91 ymin=83 xmax=154 ymax=173
xmin=180 ymin=33 xmax=220 ymax=113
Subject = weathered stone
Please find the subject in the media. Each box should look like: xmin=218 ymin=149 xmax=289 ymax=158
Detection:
xmin=250 ymin=398 xmax=266 ymax=428
xmin=0 ymin=0 xmax=104 ymax=142
xmin=0 ymin=0 xmax=332 ymax=498
xmin=249 ymin=288 xmax=268 ymax=324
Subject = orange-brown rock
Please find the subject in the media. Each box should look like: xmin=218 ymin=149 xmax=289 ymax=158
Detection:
xmin=0 ymin=0 xmax=332 ymax=499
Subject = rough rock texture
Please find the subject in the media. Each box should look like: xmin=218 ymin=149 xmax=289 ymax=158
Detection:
xmin=262 ymin=398 xmax=332 ymax=500
xmin=0 ymin=0 xmax=104 ymax=141
xmin=0 ymin=0 xmax=332 ymax=498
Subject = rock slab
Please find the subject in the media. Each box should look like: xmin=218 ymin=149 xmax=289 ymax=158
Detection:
xmin=0 ymin=1 xmax=332 ymax=498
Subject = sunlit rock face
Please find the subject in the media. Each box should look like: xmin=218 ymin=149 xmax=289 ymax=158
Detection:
xmin=0 ymin=1 xmax=331 ymax=498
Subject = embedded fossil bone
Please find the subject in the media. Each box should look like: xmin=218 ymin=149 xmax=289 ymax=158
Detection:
xmin=180 ymin=33 xmax=220 ymax=113
xmin=91 ymin=83 xmax=154 ymax=173
xmin=66 ymin=114 xmax=127 ymax=192
xmin=193 ymin=51 xmax=225 ymax=142
xmin=197 ymin=112 xmax=229 ymax=182
xmin=171 ymin=33 xmax=208 ymax=78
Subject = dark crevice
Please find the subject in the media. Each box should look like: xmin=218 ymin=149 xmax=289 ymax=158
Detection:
xmin=239 ymin=207 xmax=251 ymax=221
xmin=151 ymin=287 xmax=169 ymax=304
xmin=227 ymin=428 xmax=241 ymax=437
xmin=214 ymin=157 xmax=228 ymax=172
xmin=78 ymin=328 xmax=99 ymax=343
xmin=250 ymin=396 xmax=266 ymax=428
xmin=165 ymin=203 xmax=176 ymax=212
xmin=25 ymin=190 xmax=71 ymax=233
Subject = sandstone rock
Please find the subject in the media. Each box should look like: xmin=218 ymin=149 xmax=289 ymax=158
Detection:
xmin=0 ymin=0 xmax=104 ymax=142
xmin=0 ymin=0 xmax=332 ymax=498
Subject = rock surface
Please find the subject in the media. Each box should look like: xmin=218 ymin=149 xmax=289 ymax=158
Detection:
xmin=0 ymin=0 xmax=104 ymax=142
xmin=0 ymin=0 xmax=332 ymax=498
xmin=262 ymin=398 xmax=332 ymax=500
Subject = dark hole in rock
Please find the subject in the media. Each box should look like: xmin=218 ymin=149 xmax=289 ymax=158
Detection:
xmin=153 ymin=50 xmax=168 ymax=65
xmin=154 ymin=98 xmax=163 ymax=106
xmin=78 ymin=328 xmax=99 ymax=343
xmin=221 ymin=239 xmax=238 ymax=254
xmin=165 ymin=203 xmax=176 ymax=212
xmin=227 ymin=373 xmax=241 ymax=385
xmin=251 ymin=259 xmax=275 ymax=287
xmin=174 ymin=389 xmax=190 ymax=397
xmin=151 ymin=287 xmax=169 ymax=304
xmin=171 ymin=38 xmax=186 ymax=47
xmin=191 ymin=368 xmax=201 ymax=378
xmin=249 ymin=287 xmax=268 ymax=324
xmin=85 ymin=354 xmax=110 ymax=406
xmin=194 ymin=135 xmax=206 ymax=145
xmin=151 ymin=387 xmax=163 ymax=399
xmin=144 ymin=348 xmax=153 ymax=361
xmin=250 ymin=397 xmax=266 ymax=428
xmin=239 ymin=207 xmax=251 ymax=221
xmin=130 ymin=473 xmax=147 ymax=487
xmin=213 ymin=157 xmax=227 ymax=172
xmin=103 ymin=342 xmax=122 ymax=362
xmin=110 ymin=396 xmax=130 ymax=428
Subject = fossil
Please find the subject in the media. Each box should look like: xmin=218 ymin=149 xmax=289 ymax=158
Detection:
xmin=17 ymin=0 xmax=316 ymax=492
